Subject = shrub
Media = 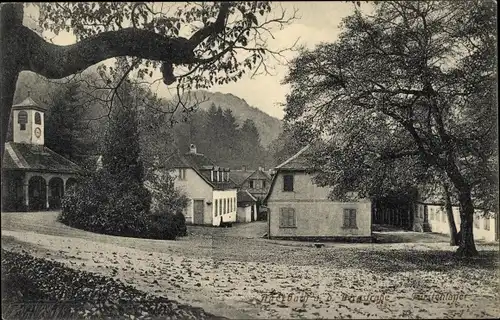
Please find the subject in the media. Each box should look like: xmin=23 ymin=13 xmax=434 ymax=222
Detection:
xmin=59 ymin=170 xmax=152 ymax=238
xmin=145 ymin=213 xmax=178 ymax=240
xmin=173 ymin=211 xmax=188 ymax=237
xmin=145 ymin=167 xmax=189 ymax=238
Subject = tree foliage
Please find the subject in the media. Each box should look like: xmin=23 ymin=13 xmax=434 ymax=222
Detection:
xmin=172 ymin=103 xmax=270 ymax=169
xmin=0 ymin=2 xmax=297 ymax=164
xmin=283 ymin=1 xmax=497 ymax=256
xmin=44 ymin=81 xmax=95 ymax=163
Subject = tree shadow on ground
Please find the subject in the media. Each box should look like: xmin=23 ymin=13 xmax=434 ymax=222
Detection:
xmin=322 ymin=248 xmax=499 ymax=272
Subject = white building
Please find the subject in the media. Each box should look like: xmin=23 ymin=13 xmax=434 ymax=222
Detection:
xmin=166 ymin=144 xmax=237 ymax=226
xmin=2 ymin=97 xmax=80 ymax=211
xmin=419 ymin=203 xmax=498 ymax=243
xmin=265 ymin=145 xmax=372 ymax=241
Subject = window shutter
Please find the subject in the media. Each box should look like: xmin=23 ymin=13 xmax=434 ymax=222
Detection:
xmin=283 ymin=175 xmax=294 ymax=191
xmin=350 ymin=209 xmax=357 ymax=228
xmin=280 ymin=208 xmax=286 ymax=227
xmin=288 ymin=208 xmax=295 ymax=227
xmin=343 ymin=209 xmax=350 ymax=228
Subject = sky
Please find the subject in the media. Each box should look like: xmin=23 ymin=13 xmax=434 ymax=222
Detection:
xmin=24 ymin=2 xmax=365 ymax=120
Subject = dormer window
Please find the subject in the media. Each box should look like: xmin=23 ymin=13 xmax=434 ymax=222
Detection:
xmin=18 ymin=111 xmax=28 ymax=131
xmin=34 ymin=112 xmax=41 ymax=125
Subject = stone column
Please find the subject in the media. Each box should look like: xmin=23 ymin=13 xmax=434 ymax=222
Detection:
xmin=46 ymin=181 xmax=50 ymax=210
xmin=23 ymin=183 xmax=29 ymax=211
xmin=63 ymin=177 xmax=68 ymax=195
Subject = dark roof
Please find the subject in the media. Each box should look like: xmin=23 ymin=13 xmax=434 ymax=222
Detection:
xmin=237 ymin=190 xmax=257 ymax=205
xmin=165 ymin=150 xmax=237 ymax=190
xmin=230 ymin=170 xmax=254 ymax=186
xmin=231 ymin=169 xmax=273 ymax=187
xmin=12 ymin=97 xmax=47 ymax=112
xmin=3 ymin=142 xmax=81 ymax=174
xmin=275 ymin=145 xmax=311 ymax=171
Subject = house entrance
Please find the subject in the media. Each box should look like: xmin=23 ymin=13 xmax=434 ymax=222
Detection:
xmin=193 ymin=200 xmax=204 ymax=225
xmin=29 ymin=176 xmax=46 ymax=211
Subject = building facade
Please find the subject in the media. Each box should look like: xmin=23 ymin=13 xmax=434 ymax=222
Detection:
xmin=418 ymin=203 xmax=498 ymax=243
xmin=236 ymin=190 xmax=257 ymax=223
xmin=231 ymin=167 xmax=272 ymax=200
xmin=2 ymin=97 xmax=80 ymax=211
xmin=166 ymin=144 xmax=238 ymax=226
xmin=265 ymin=145 xmax=372 ymax=241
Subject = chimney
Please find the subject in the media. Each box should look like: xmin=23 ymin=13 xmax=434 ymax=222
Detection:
xmin=189 ymin=144 xmax=197 ymax=154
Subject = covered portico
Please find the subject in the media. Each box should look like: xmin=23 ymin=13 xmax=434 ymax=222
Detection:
xmin=2 ymin=142 xmax=80 ymax=211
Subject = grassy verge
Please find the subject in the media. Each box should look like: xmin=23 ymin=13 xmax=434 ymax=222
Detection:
xmin=1 ymin=249 xmax=222 ymax=320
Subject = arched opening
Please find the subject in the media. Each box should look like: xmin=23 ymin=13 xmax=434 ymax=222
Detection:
xmin=49 ymin=177 xmax=64 ymax=209
xmin=18 ymin=111 xmax=28 ymax=131
xmin=1 ymin=172 xmax=24 ymax=211
xmin=65 ymin=178 xmax=78 ymax=192
xmin=28 ymin=176 xmax=46 ymax=211
xmin=34 ymin=112 xmax=41 ymax=125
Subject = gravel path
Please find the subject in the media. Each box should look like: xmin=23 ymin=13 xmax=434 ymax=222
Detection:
xmin=2 ymin=212 xmax=499 ymax=319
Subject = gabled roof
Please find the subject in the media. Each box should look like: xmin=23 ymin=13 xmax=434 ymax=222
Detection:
xmin=165 ymin=150 xmax=237 ymax=190
xmin=230 ymin=170 xmax=254 ymax=186
xmin=231 ymin=169 xmax=273 ymax=187
xmin=3 ymin=142 xmax=81 ymax=174
xmin=264 ymin=145 xmax=313 ymax=204
xmin=275 ymin=145 xmax=311 ymax=171
xmin=237 ymin=189 xmax=257 ymax=205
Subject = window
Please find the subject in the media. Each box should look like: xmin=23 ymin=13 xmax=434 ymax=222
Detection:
xmin=484 ymin=217 xmax=490 ymax=231
xmin=279 ymin=207 xmax=296 ymax=228
xmin=18 ymin=111 xmax=28 ymax=131
xmin=223 ymin=199 xmax=226 ymax=215
xmin=178 ymin=168 xmax=186 ymax=180
xmin=474 ymin=217 xmax=480 ymax=229
xmin=215 ymin=199 xmax=218 ymax=216
xmin=343 ymin=209 xmax=357 ymax=229
xmin=430 ymin=208 xmax=434 ymax=221
xmin=283 ymin=174 xmax=294 ymax=192
xmin=263 ymin=181 xmax=267 ymax=189
xmin=249 ymin=180 xmax=254 ymax=189
xmin=34 ymin=112 xmax=41 ymax=125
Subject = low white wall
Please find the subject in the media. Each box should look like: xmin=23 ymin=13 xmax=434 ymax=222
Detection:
xmin=237 ymin=206 xmax=252 ymax=223
xmin=213 ymin=189 xmax=237 ymax=226
xmin=426 ymin=204 xmax=497 ymax=243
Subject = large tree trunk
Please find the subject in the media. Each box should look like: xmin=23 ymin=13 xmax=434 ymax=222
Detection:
xmin=0 ymin=3 xmax=23 ymax=165
xmin=443 ymin=184 xmax=459 ymax=246
xmin=456 ymin=189 xmax=479 ymax=257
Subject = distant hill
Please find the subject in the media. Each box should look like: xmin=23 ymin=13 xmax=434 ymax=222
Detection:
xmin=179 ymin=90 xmax=283 ymax=147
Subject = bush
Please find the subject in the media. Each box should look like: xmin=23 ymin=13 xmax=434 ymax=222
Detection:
xmin=173 ymin=211 xmax=187 ymax=237
xmin=59 ymin=169 xmax=190 ymax=240
xmin=145 ymin=213 xmax=178 ymax=240
xmin=59 ymin=170 xmax=152 ymax=238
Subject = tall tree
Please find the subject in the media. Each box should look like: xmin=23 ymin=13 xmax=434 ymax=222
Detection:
xmin=221 ymin=109 xmax=240 ymax=167
xmin=0 ymin=2 xmax=296 ymax=162
xmin=239 ymin=119 xmax=265 ymax=168
xmin=45 ymin=81 xmax=92 ymax=163
xmin=102 ymin=60 xmax=145 ymax=184
xmin=283 ymin=1 xmax=497 ymax=257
